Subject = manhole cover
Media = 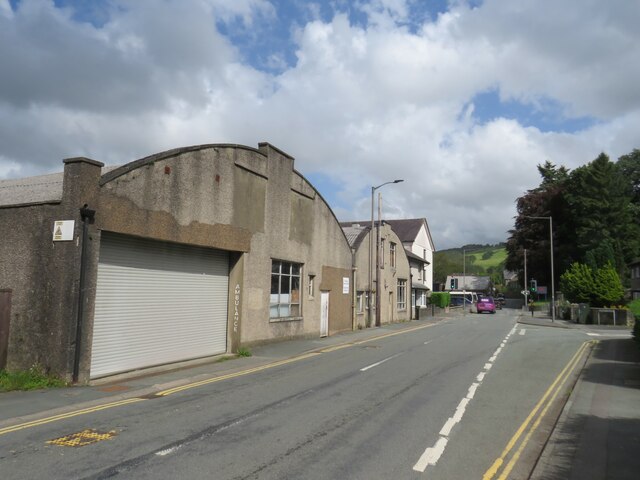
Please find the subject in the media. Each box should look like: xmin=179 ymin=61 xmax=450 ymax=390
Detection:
xmin=47 ymin=429 xmax=117 ymax=447
xmin=97 ymin=385 xmax=130 ymax=393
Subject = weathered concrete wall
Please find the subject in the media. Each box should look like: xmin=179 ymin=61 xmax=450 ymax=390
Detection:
xmin=352 ymin=225 xmax=410 ymax=326
xmin=93 ymin=142 xmax=351 ymax=350
xmin=241 ymin=143 xmax=352 ymax=343
xmin=0 ymin=158 xmax=103 ymax=380
xmin=1 ymin=142 xmax=352 ymax=379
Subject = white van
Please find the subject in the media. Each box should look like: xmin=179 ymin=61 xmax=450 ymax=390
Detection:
xmin=449 ymin=291 xmax=478 ymax=307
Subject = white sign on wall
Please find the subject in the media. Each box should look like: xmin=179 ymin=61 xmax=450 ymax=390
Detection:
xmin=342 ymin=277 xmax=350 ymax=294
xmin=52 ymin=220 xmax=75 ymax=241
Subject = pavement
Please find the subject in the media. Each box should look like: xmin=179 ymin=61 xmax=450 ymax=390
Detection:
xmin=1 ymin=309 xmax=639 ymax=479
xmin=0 ymin=315 xmax=450 ymax=427
xmin=522 ymin=313 xmax=640 ymax=480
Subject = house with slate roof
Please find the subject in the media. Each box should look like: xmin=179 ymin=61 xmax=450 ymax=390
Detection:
xmin=340 ymin=222 xmax=411 ymax=328
xmin=384 ymin=219 xmax=435 ymax=314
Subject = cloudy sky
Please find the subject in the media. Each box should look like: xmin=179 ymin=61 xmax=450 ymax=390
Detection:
xmin=1 ymin=0 xmax=639 ymax=249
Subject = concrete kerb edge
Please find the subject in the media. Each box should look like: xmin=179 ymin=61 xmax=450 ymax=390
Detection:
xmin=528 ymin=340 xmax=597 ymax=479
xmin=527 ymin=340 xmax=599 ymax=480
xmin=0 ymin=317 xmax=446 ymax=431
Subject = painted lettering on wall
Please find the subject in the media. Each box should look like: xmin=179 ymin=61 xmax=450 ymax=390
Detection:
xmin=233 ymin=284 xmax=240 ymax=333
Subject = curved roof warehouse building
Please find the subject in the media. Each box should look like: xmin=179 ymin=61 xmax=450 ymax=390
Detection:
xmin=0 ymin=142 xmax=352 ymax=382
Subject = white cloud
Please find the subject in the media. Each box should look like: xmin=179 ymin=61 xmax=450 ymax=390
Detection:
xmin=0 ymin=0 xmax=638 ymax=248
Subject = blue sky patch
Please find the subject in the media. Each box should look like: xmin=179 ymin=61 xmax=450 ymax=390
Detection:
xmin=469 ymin=89 xmax=598 ymax=134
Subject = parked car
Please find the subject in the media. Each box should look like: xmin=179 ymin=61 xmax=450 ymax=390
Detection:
xmin=476 ymin=296 xmax=496 ymax=314
xmin=495 ymin=294 xmax=505 ymax=309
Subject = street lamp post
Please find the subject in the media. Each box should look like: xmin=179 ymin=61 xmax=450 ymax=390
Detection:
xmin=525 ymin=216 xmax=555 ymax=322
xmin=463 ymin=249 xmax=466 ymax=316
xmin=369 ymin=179 xmax=404 ymax=327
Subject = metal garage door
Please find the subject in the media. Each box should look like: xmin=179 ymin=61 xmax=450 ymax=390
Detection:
xmin=90 ymin=233 xmax=229 ymax=379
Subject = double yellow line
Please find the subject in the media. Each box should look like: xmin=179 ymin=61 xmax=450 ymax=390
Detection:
xmin=0 ymin=398 xmax=145 ymax=436
xmin=0 ymin=322 xmax=436 ymax=436
xmin=482 ymin=340 xmax=592 ymax=480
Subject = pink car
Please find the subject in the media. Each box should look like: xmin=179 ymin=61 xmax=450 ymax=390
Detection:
xmin=476 ymin=296 xmax=496 ymax=314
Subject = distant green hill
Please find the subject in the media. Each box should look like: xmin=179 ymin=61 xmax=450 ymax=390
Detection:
xmin=434 ymin=244 xmax=506 ymax=286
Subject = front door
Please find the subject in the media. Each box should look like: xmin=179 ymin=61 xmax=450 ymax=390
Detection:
xmin=320 ymin=292 xmax=329 ymax=337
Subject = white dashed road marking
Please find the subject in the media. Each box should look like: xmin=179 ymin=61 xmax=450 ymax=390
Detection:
xmin=413 ymin=324 xmax=517 ymax=473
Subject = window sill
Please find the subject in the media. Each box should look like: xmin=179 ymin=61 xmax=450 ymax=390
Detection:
xmin=269 ymin=316 xmax=303 ymax=323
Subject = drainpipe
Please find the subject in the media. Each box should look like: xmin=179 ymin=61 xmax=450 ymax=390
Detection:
xmin=73 ymin=204 xmax=95 ymax=383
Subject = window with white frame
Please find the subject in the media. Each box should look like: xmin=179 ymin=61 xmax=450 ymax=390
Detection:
xmin=417 ymin=290 xmax=427 ymax=307
xmin=397 ymin=279 xmax=407 ymax=310
xmin=270 ymin=260 xmax=301 ymax=319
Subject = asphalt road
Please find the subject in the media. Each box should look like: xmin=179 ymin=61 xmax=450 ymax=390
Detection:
xmin=1 ymin=310 xmax=590 ymax=479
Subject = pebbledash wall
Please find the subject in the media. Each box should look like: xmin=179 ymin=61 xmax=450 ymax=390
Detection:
xmin=0 ymin=143 xmax=352 ymax=382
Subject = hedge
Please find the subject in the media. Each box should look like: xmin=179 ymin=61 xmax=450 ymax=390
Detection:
xmin=430 ymin=292 xmax=450 ymax=308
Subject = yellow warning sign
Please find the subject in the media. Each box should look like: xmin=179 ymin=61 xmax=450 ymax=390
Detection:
xmin=52 ymin=220 xmax=74 ymax=241
xmin=47 ymin=429 xmax=117 ymax=447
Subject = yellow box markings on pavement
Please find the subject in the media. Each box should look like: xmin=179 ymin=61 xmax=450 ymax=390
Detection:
xmin=47 ymin=429 xmax=117 ymax=447
xmin=482 ymin=340 xmax=593 ymax=480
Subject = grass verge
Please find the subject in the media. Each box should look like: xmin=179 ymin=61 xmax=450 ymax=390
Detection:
xmin=0 ymin=366 xmax=67 ymax=392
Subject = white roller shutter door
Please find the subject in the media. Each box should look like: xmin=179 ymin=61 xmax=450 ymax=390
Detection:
xmin=91 ymin=233 xmax=229 ymax=378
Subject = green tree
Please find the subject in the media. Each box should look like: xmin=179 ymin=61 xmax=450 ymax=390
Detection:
xmin=560 ymin=263 xmax=594 ymax=304
xmin=565 ymin=153 xmax=640 ymax=273
xmin=506 ymin=161 xmax=572 ymax=289
xmin=560 ymin=262 xmax=624 ymax=307
xmin=617 ymin=149 xmax=640 ymax=206
xmin=592 ymin=263 xmax=624 ymax=307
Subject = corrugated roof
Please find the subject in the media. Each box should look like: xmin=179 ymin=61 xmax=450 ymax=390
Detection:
xmin=341 ymin=224 xmax=370 ymax=249
xmin=0 ymin=165 xmax=120 ymax=207
xmin=0 ymin=172 xmax=64 ymax=206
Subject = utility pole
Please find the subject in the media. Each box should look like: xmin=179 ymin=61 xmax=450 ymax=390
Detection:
xmin=463 ymin=249 xmax=466 ymax=316
xmin=524 ymin=248 xmax=528 ymax=310
xmin=375 ymin=192 xmax=382 ymax=327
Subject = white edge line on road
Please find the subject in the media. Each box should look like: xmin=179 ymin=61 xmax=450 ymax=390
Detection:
xmin=467 ymin=383 xmax=479 ymax=400
xmin=520 ymin=329 xmax=526 ymax=335
xmin=413 ymin=436 xmax=448 ymax=472
xmin=439 ymin=417 xmax=456 ymax=436
xmin=156 ymin=445 xmax=182 ymax=456
xmin=453 ymin=398 xmax=470 ymax=422
xmin=413 ymin=323 xmax=515 ymax=474
xmin=424 ymin=340 xmax=433 ymax=345
xmin=360 ymin=353 xmax=404 ymax=372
